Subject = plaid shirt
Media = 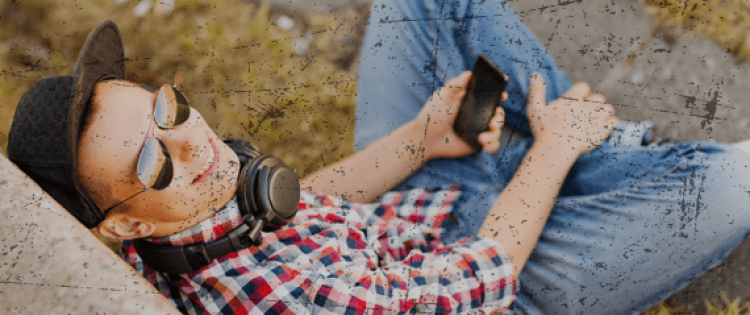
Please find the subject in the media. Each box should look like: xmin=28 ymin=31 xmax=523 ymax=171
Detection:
xmin=121 ymin=187 xmax=516 ymax=314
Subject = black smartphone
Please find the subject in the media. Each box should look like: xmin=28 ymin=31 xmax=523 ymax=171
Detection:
xmin=453 ymin=55 xmax=510 ymax=152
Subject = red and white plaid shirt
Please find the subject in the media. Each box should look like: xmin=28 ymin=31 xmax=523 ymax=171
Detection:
xmin=122 ymin=186 xmax=516 ymax=314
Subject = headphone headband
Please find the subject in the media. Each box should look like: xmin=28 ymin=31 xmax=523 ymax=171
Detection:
xmin=134 ymin=139 xmax=300 ymax=274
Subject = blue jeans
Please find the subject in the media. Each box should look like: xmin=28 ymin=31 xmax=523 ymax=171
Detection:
xmin=355 ymin=0 xmax=750 ymax=314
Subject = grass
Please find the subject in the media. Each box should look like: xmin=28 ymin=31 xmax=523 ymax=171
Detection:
xmin=643 ymin=293 xmax=750 ymax=315
xmin=0 ymin=0 xmax=360 ymax=177
xmin=1 ymin=0 xmax=750 ymax=313
xmin=639 ymin=0 xmax=750 ymax=63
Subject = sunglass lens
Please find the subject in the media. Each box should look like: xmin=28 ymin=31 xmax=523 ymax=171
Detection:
xmin=155 ymin=85 xmax=191 ymax=128
xmin=137 ymin=137 xmax=173 ymax=190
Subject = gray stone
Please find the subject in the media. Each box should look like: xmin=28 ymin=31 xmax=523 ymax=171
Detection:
xmin=507 ymin=0 xmax=750 ymax=311
xmin=507 ymin=0 xmax=654 ymax=94
xmin=605 ymin=33 xmax=750 ymax=143
xmin=507 ymin=0 xmax=750 ymax=142
xmin=0 ymin=154 xmax=179 ymax=315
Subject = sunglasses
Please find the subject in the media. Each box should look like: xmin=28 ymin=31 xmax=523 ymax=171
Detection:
xmin=102 ymin=84 xmax=192 ymax=215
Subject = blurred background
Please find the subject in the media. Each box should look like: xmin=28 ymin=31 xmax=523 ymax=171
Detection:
xmin=4 ymin=0 xmax=750 ymax=313
xmin=0 ymin=0 xmax=369 ymax=178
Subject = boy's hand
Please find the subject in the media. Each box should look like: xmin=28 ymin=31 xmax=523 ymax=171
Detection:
xmin=414 ymin=71 xmax=508 ymax=160
xmin=526 ymin=73 xmax=620 ymax=157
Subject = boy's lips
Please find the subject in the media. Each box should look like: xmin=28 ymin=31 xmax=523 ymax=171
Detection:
xmin=192 ymin=138 xmax=218 ymax=184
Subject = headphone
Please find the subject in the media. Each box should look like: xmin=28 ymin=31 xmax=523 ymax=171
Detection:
xmin=133 ymin=139 xmax=300 ymax=274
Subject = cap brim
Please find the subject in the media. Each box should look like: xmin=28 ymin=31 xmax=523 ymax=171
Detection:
xmin=68 ymin=20 xmax=127 ymax=222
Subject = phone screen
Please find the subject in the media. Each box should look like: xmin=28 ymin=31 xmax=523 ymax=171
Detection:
xmin=473 ymin=59 xmax=506 ymax=121
xmin=453 ymin=55 xmax=509 ymax=151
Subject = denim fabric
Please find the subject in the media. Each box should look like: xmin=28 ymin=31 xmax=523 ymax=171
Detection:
xmin=355 ymin=0 xmax=750 ymax=313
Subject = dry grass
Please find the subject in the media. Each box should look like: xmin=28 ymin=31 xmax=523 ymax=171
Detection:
xmin=639 ymin=0 xmax=750 ymax=63
xmin=0 ymin=0 xmax=362 ymax=177
xmin=643 ymin=293 xmax=750 ymax=315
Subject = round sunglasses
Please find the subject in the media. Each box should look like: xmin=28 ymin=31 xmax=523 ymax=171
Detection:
xmin=102 ymin=84 xmax=192 ymax=215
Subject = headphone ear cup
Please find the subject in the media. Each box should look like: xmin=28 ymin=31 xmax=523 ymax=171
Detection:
xmin=226 ymin=138 xmax=299 ymax=232
xmin=255 ymin=157 xmax=299 ymax=231
xmin=236 ymin=155 xmax=266 ymax=217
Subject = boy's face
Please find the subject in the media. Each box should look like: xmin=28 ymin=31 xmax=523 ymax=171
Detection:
xmin=77 ymin=80 xmax=240 ymax=235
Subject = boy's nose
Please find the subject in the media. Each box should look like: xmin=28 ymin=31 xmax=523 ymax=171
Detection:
xmin=157 ymin=108 xmax=206 ymax=163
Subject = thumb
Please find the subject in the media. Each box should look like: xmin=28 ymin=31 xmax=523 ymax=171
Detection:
xmin=444 ymin=71 xmax=472 ymax=96
xmin=449 ymin=70 xmax=473 ymax=89
xmin=442 ymin=71 xmax=472 ymax=106
xmin=527 ymin=72 xmax=547 ymax=110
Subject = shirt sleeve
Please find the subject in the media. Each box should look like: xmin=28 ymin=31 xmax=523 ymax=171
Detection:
xmin=121 ymin=188 xmax=516 ymax=314
xmin=170 ymin=217 xmax=516 ymax=315
xmin=302 ymin=236 xmax=517 ymax=314
xmin=170 ymin=234 xmax=515 ymax=315
xmin=289 ymin=187 xmax=517 ymax=313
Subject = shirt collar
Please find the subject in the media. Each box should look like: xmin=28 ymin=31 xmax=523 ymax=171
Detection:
xmin=146 ymin=196 xmax=244 ymax=246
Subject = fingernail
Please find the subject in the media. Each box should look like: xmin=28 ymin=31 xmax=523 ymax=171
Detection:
xmin=530 ymin=73 xmax=544 ymax=84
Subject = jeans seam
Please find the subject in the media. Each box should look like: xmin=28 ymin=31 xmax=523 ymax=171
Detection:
xmin=453 ymin=151 xmax=690 ymax=223
xmin=555 ymin=156 xmax=689 ymax=205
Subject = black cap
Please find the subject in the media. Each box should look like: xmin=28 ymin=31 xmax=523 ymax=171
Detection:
xmin=7 ymin=20 xmax=126 ymax=228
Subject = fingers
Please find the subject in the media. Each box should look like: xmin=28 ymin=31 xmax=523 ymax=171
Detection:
xmin=479 ymin=128 xmax=501 ymax=153
xmin=478 ymin=107 xmax=505 ymax=153
xmin=527 ymin=72 xmax=547 ymax=109
xmin=594 ymin=103 xmax=616 ymax=117
xmin=428 ymin=71 xmax=472 ymax=111
xmin=438 ymin=71 xmax=472 ymax=104
xmin=584 ymin=93 xmax=615 ymax=116
xmin=446 ymin=71 xmax=473 ymax=90
xmin=562 ymin=82 xmax=591 ymax=101
xmin=491 ymin=106 xmax=505 ymax=125
xmin=603 ymin=115 xmax=621 ymax=134
xmin=479 ymin=134 xmax=500 ymax=153
xmin=584 ymin=93 xmax=605 ymax=104
xmin=501 ymin=91 xmax=509 ymax=102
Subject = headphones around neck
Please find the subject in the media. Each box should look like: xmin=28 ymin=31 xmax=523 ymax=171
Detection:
xmin=133 ymin=139 xmax=300 ymax=274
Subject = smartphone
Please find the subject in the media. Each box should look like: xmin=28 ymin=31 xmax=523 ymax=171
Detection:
xmin=453 ymin=55 xmax=510 ymax=152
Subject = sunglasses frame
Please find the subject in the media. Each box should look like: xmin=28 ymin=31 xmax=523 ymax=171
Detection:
xmin=101 ymin=84 xmax=192 ymax=216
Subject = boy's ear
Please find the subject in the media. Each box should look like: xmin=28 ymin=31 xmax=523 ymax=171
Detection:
xmin=97 ymin=214 xmax=156 ymax=240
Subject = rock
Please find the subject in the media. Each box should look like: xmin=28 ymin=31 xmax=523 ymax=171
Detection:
xmin=508 ymin=0 xmax=750 ymax=312
xmin=0 ymin=154 xmax=179 ymax=315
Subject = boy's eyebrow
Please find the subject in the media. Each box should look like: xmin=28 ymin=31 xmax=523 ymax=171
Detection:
xmin=111 ymin=80 xmax=138 ymax=87
xmin=138 ymin=83 xmax=157 ymax=93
